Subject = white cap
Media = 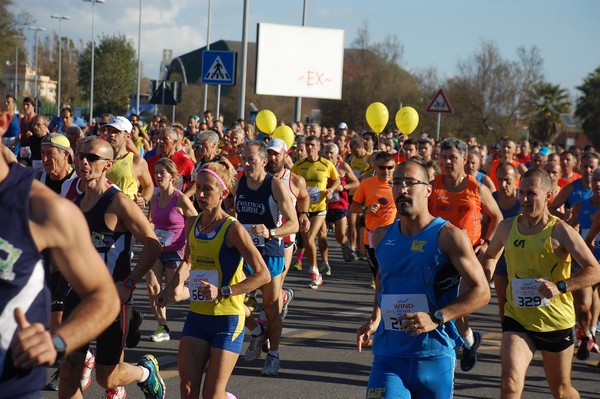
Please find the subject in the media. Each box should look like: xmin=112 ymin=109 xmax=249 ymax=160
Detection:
xmin=104 ymin=116 xmax=133 ymax=133
xmin=338 ymin=122 xmax=348 ymax=130
xmin=266 ymin=138 xmax=288 ymax=153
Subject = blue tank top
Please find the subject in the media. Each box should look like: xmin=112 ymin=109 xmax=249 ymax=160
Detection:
xmin=373 ymin=217 xmax=463 ymax=358
xmin=475 ymin=171 xmax=484 ymax=184
xmin=0 ymin=164 xmax=50 ymax=395
xmin=492 ymin=191 xmax=521 ymax=219
xmin=235 ymin=174 xmax=283 ymax=257
xmin=76 ymin=187 xmax=133 ymax=282
xmin=578 ymin=198 xmax=600 ymax=259
xmin=567 ymin=179 xmax=592 ymax=208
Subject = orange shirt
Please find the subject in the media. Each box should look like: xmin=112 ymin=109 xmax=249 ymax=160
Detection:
xmin=558 ymin=172 xmax=581 ymax=189
xmin=353 ymin=176 xmax=396 ymax=245
xmin=489 ymin=159 xmax=521 ymax=190
xmin=429 ymin=174 xmax=482 ymax=246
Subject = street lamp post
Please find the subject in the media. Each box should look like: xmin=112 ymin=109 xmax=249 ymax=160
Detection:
xmin=136 ymin=0 xmax=142 ymax=116
xmin=14 ymin=34 xmax=24 ymax=99
xmin=83 ymin=0 xmax=106 ymax=126
xmin=51 ymin=15 xmax=71 ymax=115
xmin=202 ymin=0 xmax=212 ymax=114
xmin=28 ymin=26 xmax=46 ymax=103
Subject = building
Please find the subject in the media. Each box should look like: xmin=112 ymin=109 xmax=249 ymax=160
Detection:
xmin=4 ymin=63 xmax=57 ymax=103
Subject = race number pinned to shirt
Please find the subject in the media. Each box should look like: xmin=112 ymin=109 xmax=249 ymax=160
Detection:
xmin=512 ymin=278 xmax=551 ymax=308
xmin=242 ymin=224 xmax=265 ymax=247
xmin=154 ymin=229 xmax=174 ymax=247
xmin=380 ymin=294 xmax=429 ymax=331
xmin=189 ymin=270 xmax=219 ymax=302
xmin=307 ymin=186 xmax=321 ymax=204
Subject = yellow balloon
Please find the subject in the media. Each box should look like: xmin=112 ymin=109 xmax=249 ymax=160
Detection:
xmin=395 ymin=106 xmax=419 ymax=135
xmin=365 ymin=102 xmax=389 ymax=134
xmin=272 ymin=125 xmax=295 ymax=150
xmin=256 ymin=110 xmax=277 ymax=134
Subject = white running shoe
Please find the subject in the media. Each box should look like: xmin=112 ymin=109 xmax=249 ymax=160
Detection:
xmin=80 ymin=348 xmax=95 ymax=391
xmin=102 ymin=386 xmax=126 ymax=399
xmin=309 ymin=271 xmax=323 ymax=289
xmin=150 ymin=325 xmax=170 ymax=343
xmin=244 ymin=325 xmax=268 ymax=361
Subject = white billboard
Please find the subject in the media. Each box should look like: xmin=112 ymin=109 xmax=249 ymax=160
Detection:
xmin=255 ymin=23 xmax=344 ymax=100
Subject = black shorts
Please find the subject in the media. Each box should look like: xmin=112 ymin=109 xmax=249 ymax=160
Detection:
xmin=47 ymin=271 xmax=69 ymax=312
xmin=502 ymin=316 xmax=575 ymax=352
xmin=326 ymin=209 xmax=348 ymax=224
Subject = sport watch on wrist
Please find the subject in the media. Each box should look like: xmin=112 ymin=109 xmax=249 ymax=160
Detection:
xmin=123 ymin=278 xmax=137 ymax=291
xmin=432 ymin=310 xmax=445 ymax=326
xmin=556 ymin=280 xmax=568 ymax=294
xmin=220 ymin=285 xmax=232 ymax=298
xmin=269 ymin=228 xmax=277 ymax=238
xmin=52 ymin=334 xmax=67 ymax=363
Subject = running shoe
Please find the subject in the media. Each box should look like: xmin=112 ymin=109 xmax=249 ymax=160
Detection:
xmin=319 ymin=262 xmax=332 ymax=276
xmin=592 ymin=336 xmax=600 ymax=353
xmin=226 ymin=393 xmax=237 ymax=399
xmin=150 ymin=325 xmax=170 ymax=343
xmin=577 ymin=336 xmax=594 ymax=360
xmin=341 ymin=244 xmax=352 ymax=262
xmin=262 ymin=353 xmax=280 ymax=376
xmin=309 ymin=272 xmax=323 ymax=289
xmin=44 ymin=369 xmax=60 ymax=391
xmin=80 ymin=348 xmax=95 ymax=391
xmin=460 ymin=332 xmax=482 ymax=372
xmin=126 ymin=310 xmax=144 ymax=348
xmin=245 ymin=325 xmax=268 ymax=361
xmin=102 ymin=386 xmax=126 ymax=399
xmin=370 ymin=279 xmax=376 ymax=289
xmin=291 ymin=259 xmax=303 ymax=271
xmin=575 ymin=325 xmax=583 ymax=348
xmin=281 ymin=288 xmax=294 ymax=319
xmin=137 ymin=354 xmax=166 ymax=399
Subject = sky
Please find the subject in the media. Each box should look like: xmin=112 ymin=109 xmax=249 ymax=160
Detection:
xmin=13 ymin=0 xmax=600 ymax=104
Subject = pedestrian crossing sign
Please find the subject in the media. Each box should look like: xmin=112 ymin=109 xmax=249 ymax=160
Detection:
xmin=202 ymin=50 xmax=237 ymax=85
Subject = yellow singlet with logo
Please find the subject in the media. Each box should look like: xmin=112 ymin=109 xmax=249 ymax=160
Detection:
xmin=348 ymin=153 xmax=372 ymax=195
xmin=106 ymin=152 xmax=138 ymax=200
xmin=504 ymin=215 xmax=575 ymax=332
xmin=188 ymin=215 xmax=245 ymax=316
xmin=291 ymin=157 xmax=338 ymax=213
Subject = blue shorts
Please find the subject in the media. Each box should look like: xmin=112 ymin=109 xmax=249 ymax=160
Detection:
xmin=159 ymin=248 xmax=184 ymax=270
xmin=182 ymin=312 xmax=245 ymax=354
xmin=366 ymin=354 xmax=455 ymax=399
xmin=243 ymin=256 xmax=284 ymax=278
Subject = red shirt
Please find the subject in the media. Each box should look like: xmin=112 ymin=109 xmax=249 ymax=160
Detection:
xmin=147 ymin=150 xmax=194 ymax=191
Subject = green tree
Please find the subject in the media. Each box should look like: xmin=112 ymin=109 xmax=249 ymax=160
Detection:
xmin=575 ymin=67 xmax=600 ymax=147
xmin=526 ymin=82 xmax=571 ymax=143
xmin=78 ymin=34 xmax=137 ymax=115
xmin=0 ymin=1 xmax=31 ymax=91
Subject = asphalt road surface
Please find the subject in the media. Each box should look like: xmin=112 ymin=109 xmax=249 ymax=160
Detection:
xmin=44 ymin=236 xmax=600 ymax=398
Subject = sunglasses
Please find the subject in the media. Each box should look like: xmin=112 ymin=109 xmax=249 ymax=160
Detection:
xmin=78 ymin=152 xmax=110 ymax=163
xmin=377 ymin=165 xmax=395 ymax=171
xmin=394 ymin=179 xmax=430 ymax=188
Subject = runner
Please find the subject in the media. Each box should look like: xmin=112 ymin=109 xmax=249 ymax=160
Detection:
xmin=235 ymin=141 xmax=299 ymax=376
xmin=291 ymin=136 xmax=339 ymax=288
xmin=146 ymin=158 xmax=197 ymax=343
xmin=0 ymin=113 xmax=120 ymax=398
xmin=158 ymin=162 xmax=270 ymax=398
xmin=58 ymin=138 xmax=165 ymax=399
xmin=357 ymin=160 xmax=490 ymax=399
xmin=482 ymin=168 xmax=600 ymax=398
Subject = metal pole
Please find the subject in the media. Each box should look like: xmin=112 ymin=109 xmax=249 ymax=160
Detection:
xmin=84 ymin=0 xmax=106 ymax=125
xmin=136 ymin=0 xmax=142 ymax=115
xmin=14 ymin=35 xmax=20 ymax=99
xmin=237 ymin=0 xmax=249 ymax=119
xmin=28 ymin=27 xmax=45 ymax=102
xmin=202 ymin=0 xmax=212 ymax=114
xmin=294 ymin=0 xmax=308 ymax=123
xmin=51 ymin=15 xmax=70 ymax=115
xmin=436 ymin=113 xmax=441 ymax=142
xmin=216 ymin=85 xmax=221 ymax=122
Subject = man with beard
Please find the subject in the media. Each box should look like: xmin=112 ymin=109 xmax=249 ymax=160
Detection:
xmin=235 ymin=141 xmax=298 ymax=376
xmin=357 ymin=160 xmax=490 ymax=399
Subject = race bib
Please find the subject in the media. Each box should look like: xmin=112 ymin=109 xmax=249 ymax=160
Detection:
xmin=154 ymin=228 xmax=174 ymax=247
xmin=188 ymin=270 xmax=219 ymax=302
xmin=327 ymin=190 xmax=340 ymax=203
xmin=511 ymin=278 xmax=551 ymax=308
xmin=380 ymin=294 xmax=429 ymax=331
xmin=242 ymin=224 xmax=265 ymax=247
xmin=307 ymin=186 xmax=321 ymax=203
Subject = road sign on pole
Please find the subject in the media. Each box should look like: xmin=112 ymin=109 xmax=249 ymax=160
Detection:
xmin=202 ymin=50 xmax=236 ymax=86
xmin=426 ymin=89 xmax=453 ymax=114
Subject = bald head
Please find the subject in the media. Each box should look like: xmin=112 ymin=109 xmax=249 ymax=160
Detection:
xmin=82 ymin=138 xmax=115 ymax=160
xmin=395 ymin=160 xmax=430 ymax=183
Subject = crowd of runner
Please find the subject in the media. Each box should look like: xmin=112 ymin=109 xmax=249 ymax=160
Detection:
xmin=2 ymin=96 xmax=600 ymax=399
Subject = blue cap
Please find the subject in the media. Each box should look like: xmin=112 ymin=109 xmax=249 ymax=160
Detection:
xmin=539 ymin=146 xmax=550 ymax=155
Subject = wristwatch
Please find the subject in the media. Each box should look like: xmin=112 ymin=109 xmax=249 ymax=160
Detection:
xmin=123 ymin=278 xmax=137 ymax=291
xmin=431 ymin=310 xmax=445 ymax=326
xmin=269 ymin=228 xmax=277 ymax=238
xmin=556 ymin=280 xmax=568 ymax=294
xmin=220 ymin=285 xmax=232 ymax=298
xmin=52 ymin=334 xmax=67 ymax=364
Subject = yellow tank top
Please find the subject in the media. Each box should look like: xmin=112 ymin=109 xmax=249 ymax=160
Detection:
xmin=106 ymin=152 xmax=138 ymax=200
xmin=188 ymin=215 xmax=245 ymax=316
xmin=291 ymin=157 xmax=339 ymax=212
xmin=504 ymin=215 xmax=575 ymax=332
xmin=348 ymin=153 xmax=372 ymax=195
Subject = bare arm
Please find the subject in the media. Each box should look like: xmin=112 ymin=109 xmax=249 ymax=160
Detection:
xmin=481 ymin=174 xmax=496 ymax=193
xmin=585 ymin=210 xmax=600 ymax=250
xmin=227 ymin=222 xmax=271 ymax=294
xmin=549 ymin=183 xmax=573 ymax=218
xmin=271 ymin=177 xmax=299 ymax=237
xmin=480 ymin=218 xmax=512 ymax=281
xmin=478 ymin=183 xmax=504 ymax=247
xmin=569 ymin=202 xmax=582 ymax=230
xmin=12 ymin=185 xmax=119 ymax=368
xmin=134 ymin=155 xmax=154 ymax=207
xmin=341 ymin=162 xmax=360 ymax=192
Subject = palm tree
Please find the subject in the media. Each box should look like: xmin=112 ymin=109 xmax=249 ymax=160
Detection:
xmin=575 ymin=67 xmax=600 ymax=146
xmin=526 ymin=82 xmax=571 ymax=143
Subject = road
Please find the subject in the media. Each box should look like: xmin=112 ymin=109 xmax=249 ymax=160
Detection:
xmin=44 ymin=236 xmax=600 ymax=398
